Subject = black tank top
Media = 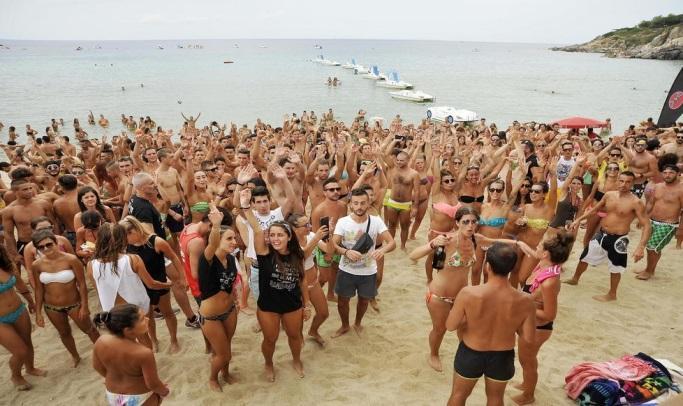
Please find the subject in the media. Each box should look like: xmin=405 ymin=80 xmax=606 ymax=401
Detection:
xmin=127 ymin=235 xmax=166 ymax=282
xmin=198 ymin=253 xmax=238 ymax=301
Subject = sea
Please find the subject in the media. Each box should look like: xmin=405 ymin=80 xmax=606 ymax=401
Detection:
xmin=0 ymin=39 xmax=681 ymax=140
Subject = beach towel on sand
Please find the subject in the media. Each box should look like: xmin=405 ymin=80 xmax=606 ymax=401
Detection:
xmin=565 ymin=355 xmax=656 ymax=399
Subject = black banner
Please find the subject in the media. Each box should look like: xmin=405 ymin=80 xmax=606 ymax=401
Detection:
xmin=657 ymin=67 xmax=683 ymax=127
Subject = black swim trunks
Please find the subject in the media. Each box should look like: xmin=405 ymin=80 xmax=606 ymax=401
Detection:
xmin=166 ymin=203 xmax=185 ymax=233
xmin=454 ymin=341 xmax=515 ymax=382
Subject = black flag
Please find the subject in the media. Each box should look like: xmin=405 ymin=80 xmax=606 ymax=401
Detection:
xmin=657 ymin=67 xmax=683 ymax=127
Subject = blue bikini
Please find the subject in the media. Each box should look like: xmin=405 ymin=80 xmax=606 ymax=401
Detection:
xmin=0 ymin=275 xmax=27 ymax=324
xmin=479 ymin=217 xmax=507 ymax=228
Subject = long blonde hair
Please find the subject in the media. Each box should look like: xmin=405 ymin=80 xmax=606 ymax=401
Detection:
xmin=119 ymin=216 xmax=152 ymax=247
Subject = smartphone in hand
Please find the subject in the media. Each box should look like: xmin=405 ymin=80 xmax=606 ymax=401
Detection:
xmin=320 ymin=216 xmax=330 ymax=241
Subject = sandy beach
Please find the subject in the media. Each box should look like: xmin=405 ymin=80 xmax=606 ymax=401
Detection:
xmin=1 ymin=221 xmax=682 ymax=406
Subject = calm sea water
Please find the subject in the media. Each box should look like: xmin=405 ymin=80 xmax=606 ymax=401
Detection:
xmin=0 ymin=39 xmax=681 ymax=140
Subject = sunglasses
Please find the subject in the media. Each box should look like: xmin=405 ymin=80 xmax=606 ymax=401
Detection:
xmin=520 ymin=184 xmax=531 ymax=188
xmin=443 ymin=178 xmax=455 ymax=184
xmin=563 ymin=148 xmax=573 ymax=152
xmin=46 ymin=164 xmax=59 ymax=171
xmin=206 ymin=167 xmax=218 ymax=172
xmin=610 ymin=153 xmax=621 ymax=157
xmin=452 ymin=161 xmax=462 ymax=165
xmin=537 ymin=144 xmax=547 ymax=147
xmin=460 ymin=219 xmax=477 ymax=225
xmin=325 ymin=187 xmax=341 ymax=192
xmin=530 ymin=188 xmax=544 ymax=194
xmin=72 ymin=171 xmax=85 ymax=175
xmin=296 ymin=223 xmax=312 ymax=229
xmin=607 ymin=166 xmax=619 ymax=171
xmin=489 ymin=188 xmax=503 ymax=193
xmin=37 ymin=242 xmax=55 ymax=251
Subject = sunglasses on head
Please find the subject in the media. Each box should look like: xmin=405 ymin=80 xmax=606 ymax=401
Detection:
xmin=325 ymin=187 xmax=341 ymax=192
xmin=530 ymin=188 xmax=544 ymax=194
xmin=37 ymin=242 xmax=55 ymax=251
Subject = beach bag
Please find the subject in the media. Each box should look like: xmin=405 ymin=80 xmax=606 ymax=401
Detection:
xmin=351 ymin=217 xmax=373 ymax=254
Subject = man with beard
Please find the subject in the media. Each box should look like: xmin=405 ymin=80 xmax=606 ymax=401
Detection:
xmin=623 ymin=137 xmax=658 ymax=199
xmin=635 ymin=163 xmax=683 ymax=280
xmin=566 ymin=171 xmax=651 ymax=301
xmin=384 ymin=150 xmax=419 ymax=251
xmin=311 ymin=178 xmax=348 ymax=301
xmin=331 ymin=188 xmax=395 ymax=337
xmin=133 ymin=141 xmax=160 ymax=174
xmin=36 ymin=159 xmax=61 ymax=191
xmin=660 ymin=130 xmax=683 ymax=170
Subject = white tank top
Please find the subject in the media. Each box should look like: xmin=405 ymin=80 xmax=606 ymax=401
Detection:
xmin=91 ymin=254 xmax=150 ymax=312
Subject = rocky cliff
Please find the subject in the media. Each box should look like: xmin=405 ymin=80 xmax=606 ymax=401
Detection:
xmin=552 ymin=15 xmax=683 ymax=60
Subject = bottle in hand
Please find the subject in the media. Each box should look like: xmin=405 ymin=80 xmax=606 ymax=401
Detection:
xmin=432 ymin=245 xmax=446 ymax=270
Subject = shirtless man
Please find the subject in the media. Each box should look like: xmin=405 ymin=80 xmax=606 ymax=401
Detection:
xmin=134 ymin=143 xmax=160 ymax=174
xmin=36 ymin=160 xmax=61 ymax=191
xmin=232 ymin=148 xmax=251 ymax=178
xmin=199 ymin=160 xmax=224 ymax=197
xmin=53 ymin=175 xmax=80 ymax=249
xmin=2 ymin=179 xmax=56 ymax=267
xmin=624 ymin=137 xmax=658 ymax=199
xmin=566 ymin=171 xmax=651 ymax=301
xmin=635 ymin=164 xmax=683 ymax=280
xmin=311 ymin=178 xmax=348 ymax=301
xmin=61 ymin=136 xmax=76 ymax=157
xmin=384 ymin=151 xmax=419 ymax=250
xmin=445 ymin=242 xmax=535 ymax=406
xmin=660 ymin=131 xmax=683 ymax=171
xmin=156 ymin=149 xmax=187 ymax=242
xmin=98 ymin=114 xmax=109 ymax=127
xmin=306 ymin=157 xmax=333 ymax=209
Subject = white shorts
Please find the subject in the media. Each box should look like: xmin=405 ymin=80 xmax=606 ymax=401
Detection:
xmin=579 ymin=230 xmax=629 ymax=274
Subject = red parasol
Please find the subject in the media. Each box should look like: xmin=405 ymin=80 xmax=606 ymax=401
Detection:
xmin=551 ymin=116 xmax=608 ymax=129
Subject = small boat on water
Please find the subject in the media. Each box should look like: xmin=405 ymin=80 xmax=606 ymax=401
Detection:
xmin=390 ymin=90 xmax=434 ymax=102
xmin=75 ymin=46 xmax=83 ymax=51
xmin=342 ymin=58 xmax=360 ymax=69
xmin=354 ymin=65 xmax=371 ymax=74
xmin=377 ymin=72 xmax=413 ymax=89
xmin=157 ymin=45 xmax=164 ymax=50
xmin=362 ymin=66 xmax=386 ymax=80
xmin=314 ymin=44 xmax=323 ymax=49
xmin=314 ymin=55 xmax=340 ymax=66
xmin=427 ymin=106 xmax=479 ymax=124
xmin=223 ymin=60 xmax=234 ymax=64
xmin=234 ymin=44 xmax=239 ymax=48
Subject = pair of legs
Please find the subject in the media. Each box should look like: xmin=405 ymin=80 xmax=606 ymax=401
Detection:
xmin=511 ymin=329 xmax=552 ymax=405
xmin=318 ymin=262 xmax=338 ymax=302
xmin=44 ymin=305 xmax=99 ymax=367
xmin=201 ymin=308 xmax=238 ymax=391
xmin=257 ymin=308 xmax=304 ymax=382
xmin=146 ymin=293 xmax=180 ymax=354
xmin=409 ymin=199 xmax=429 ymax=240
xmin=166 ymin=263 xmax=199 ymax=327
xmin=448 ymin=374 xmax=508 ymax=406
xmin=566 ymin=261 xmax=622 ymax=301
xmin=426 ymin=294 xmax=452 ymax=372
xmin=306 ymin=274 xmax=329 ymax=346
xmin=0 ymin=308 xmax=46 ymax=390
xmin=333 ymin=295 xmax=370 ymax=337
xmin=384 ymin=205 xmax=411 ymax=250
xmin=370 ymin=257 xmax=384 ymax=312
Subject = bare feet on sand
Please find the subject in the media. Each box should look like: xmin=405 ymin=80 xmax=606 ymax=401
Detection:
xmin=208 ymin=379 xmax=222 ymax=392
xmin=12 ymin=376 xmax=32 ymax=391
xmin=353 ymin=324 xmax=364 ymax=335
xmin=72 ymin=356 xmax=81 ymax=368
xmin=265 ymin=364 xmax=275 ymax=382
xmin=409 ymin=235 xmax=417 ymax=240
xmin=593 ymin=294 xmax=616 ymax=302
xmin=168 ymin=341 xmax=181 ymax=354
xmin=26 ymin=368 xmax=47 ymax=377
xmin=511 ymin=393 xmax=535 ymax=405
xmin=562 ymin=278 xmax=579 ymax=285
xmin=635 ymin=271 xmax=653 ymax=280
xmin=428 ymin=355 xmax=443 ymax=372
xmin=332 ymin=325 xmax=350 ymax=338
xmin=308 ymin=332 xmax=326 ymax=347
xmin=221 ymin=372 xmax=237 ymax=385
xmin=292 ymin=360 xmax=305 ymax=378
xmin=370 ymin=299 xmax=380 ymax=313
xmin=326 ymin=295 xmax=338 ymax=303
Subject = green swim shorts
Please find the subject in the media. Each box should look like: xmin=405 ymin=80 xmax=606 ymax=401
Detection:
xmin=314 ymin=247 xmax=341 ymax=267
xmin=646 ymin=219 xmax=678 ymax=253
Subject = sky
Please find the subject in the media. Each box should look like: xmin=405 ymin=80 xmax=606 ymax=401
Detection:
xmin=1 ymin=0 xmax=682 ymax=44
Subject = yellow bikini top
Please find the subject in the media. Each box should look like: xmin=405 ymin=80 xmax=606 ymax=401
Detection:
xmin=526 ymin=218 xmax=549 ymax=230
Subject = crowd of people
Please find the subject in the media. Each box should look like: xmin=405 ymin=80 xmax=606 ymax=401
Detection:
xmin=0 ymin=110 xmax=681 ymax=405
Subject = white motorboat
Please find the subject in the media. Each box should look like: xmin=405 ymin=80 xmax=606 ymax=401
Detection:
xmin=376 ymin=72 xmax=413 ymax=89
xmin=314 ymin=55 xmax=341 ymax=66
xmin=354 ymin=64 xmax=371 ymax=74
xmin=390 ymin=90 xmax=434 ymax=102
xmin=342 ymin=58 xmax=358 ymax=69
xmin=426 ymin=106 xmax=479 ymax=124
xmin=362 ymin=65 xmax=387 ymax=80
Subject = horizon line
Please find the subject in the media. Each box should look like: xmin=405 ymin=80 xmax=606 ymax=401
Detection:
xmin=0 ymin=37 xmax=570 ymax=46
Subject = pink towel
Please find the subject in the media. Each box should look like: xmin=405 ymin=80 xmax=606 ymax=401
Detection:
xmin=565 ymin=355 xmax=656 ymax=399
xmin=529 ymin=264 xmax=562 ymax=293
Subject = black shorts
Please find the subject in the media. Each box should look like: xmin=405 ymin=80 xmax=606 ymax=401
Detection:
xmin=166 ymin=203 xmax=185 ymax=233
xmin=146 ymin=288 xmax=169 ymax=306
xmin=454 ymin=341 xmax=515 ymax=382
xmin=16 ymin=240 xmax=30 ymax=256
xmin=335 ymin=270 xmax=377 ymax=299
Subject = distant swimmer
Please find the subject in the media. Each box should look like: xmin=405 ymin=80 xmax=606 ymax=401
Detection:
xmin=88 ymin=111 xmax=95 ymax=125
xmin=333 ymin=77 xmax=340 ymax=86
xmin=177 ymin=100 xmax=182 ymax=104
xmin=121 ymin=86 xmax=125 ymax=91
xmin=98 ymin=114 xmax=109 ymax=128
xmin=181 ymin=112 xmax=200 ymax=133
xmin=327 ymin=77 xmax=332 ymax=86
xmin=140 ymin=83 xmax=144 ymax=88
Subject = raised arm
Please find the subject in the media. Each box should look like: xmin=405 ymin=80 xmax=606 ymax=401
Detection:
xmin=203 ymin=209 xmax=224 ymax=261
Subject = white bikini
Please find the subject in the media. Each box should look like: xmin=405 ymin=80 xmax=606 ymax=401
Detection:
xmin=91 ymin=255 xmax=150 ymax=312
xmin=39 ymin=270 xmax=75 ymax=284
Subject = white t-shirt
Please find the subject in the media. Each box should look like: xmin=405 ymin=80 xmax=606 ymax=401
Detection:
xmin=239 ymin=207 xmax=284 ymax=260
xmin=556 ymin=156 xmax=576 ymax=188
xmin=334 ymin=215 xmax=388 ymax=276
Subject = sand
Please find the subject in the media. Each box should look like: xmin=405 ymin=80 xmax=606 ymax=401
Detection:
xmin=2 ymin=225 xmax=682 ymax=405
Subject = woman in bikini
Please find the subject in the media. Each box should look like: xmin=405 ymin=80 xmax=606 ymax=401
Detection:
xmin=514 ymin=158 xmax=558 ymax=287
xmin=409 ymin=149 xmax=434 ymax=240
xmin=424 ymin=156 xmax=460 ymax=283
xmin=32 ymin=229 xmax=99 ymax=367
xmin=456 ymin=158 xmax=506 ymax=212
xmin=23 ymin=216 xmax=74 ymax=288
xmin=409 ymin=206 xmax=478 ymax=372
xmin=548 ymin=156 xmax=587 ymax=237
xmin=473 ymin=167 xmax=526 ymax=285
xmin=93 ymin=304 xmax=169 ymax=405
xmin=0 ymin=244 xmax=45 ymax=390
xmin=195 ymin=208 xmax=240 ymax=391
xmin=73 ymin=186 xmax=117 ymax=229
xmin=581 ymin=161 xmax=621 ymax=248
xmin=288 ymin=213 xmax=329 ymax=346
